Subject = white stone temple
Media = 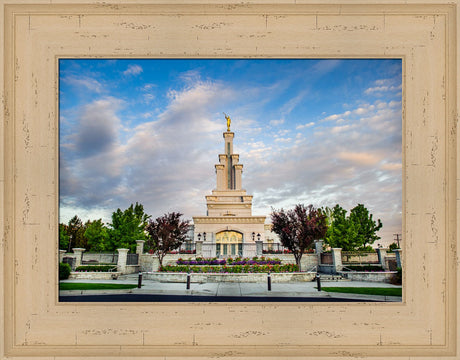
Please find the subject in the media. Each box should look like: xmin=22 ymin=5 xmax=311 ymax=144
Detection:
xmin=192 ymin=116 xmax=270 ymax=258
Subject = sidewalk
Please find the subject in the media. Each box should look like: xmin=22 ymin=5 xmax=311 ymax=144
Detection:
xmin=60 ymin=276 xmax=402 ymax=302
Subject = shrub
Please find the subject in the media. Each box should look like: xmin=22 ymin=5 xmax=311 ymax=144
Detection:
xmin=388 ymin=242 xmax=399 ymax=252
xmin=75 ymin=265 xmax=117 ymax=272
xmin=59 ymin=262 xmax=72 ymax=280
xmin=344 ymin=264 xmax=384 ymax=272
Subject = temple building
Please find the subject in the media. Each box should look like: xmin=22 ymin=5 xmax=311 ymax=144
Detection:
xmin=192 ymin=116 xmax=270 ymax=258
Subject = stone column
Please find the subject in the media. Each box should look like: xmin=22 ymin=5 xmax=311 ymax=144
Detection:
xmin=59 ymin=250 xmax=66 ymax=263
xmin=117 ymin=248 xmax=129 ymax=273
xmin=195 ymin=240 xmax=203 ymax=257
xmin=234 ymin=164 xmax=243 ymax=190
xmin=136 ymin=240 xmax=145 ymax=255
xmin=331 ymin=248 xmax=343 ymax=273
xmin=376 ymin=248 xmax=388 ymax=270
xmin=314 ymin=240 xmax=323 ymax=269
xmin=255 ymin=240 xmax=263 ymax=257
xmin=72 ymin=248 xmax=86 ymax=268
xmin=394 ymin=249 xmax=402 ymax=269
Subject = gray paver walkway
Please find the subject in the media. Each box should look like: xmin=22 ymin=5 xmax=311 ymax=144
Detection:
xmin=60 ymin=275 xmax=402 ymax=302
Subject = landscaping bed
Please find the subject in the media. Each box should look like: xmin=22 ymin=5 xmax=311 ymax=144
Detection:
xmin=175 ymin=257 xmax=282 ymax=266
xmin=159 ymin=263 xmax=298 ymax=273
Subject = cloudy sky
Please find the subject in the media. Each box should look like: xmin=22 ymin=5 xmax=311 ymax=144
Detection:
xmin=59 ymin=59 xmax=402 ymax=245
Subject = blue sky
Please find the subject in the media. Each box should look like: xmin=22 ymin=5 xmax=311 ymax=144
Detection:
xmin=59 ymin=59 xmax=402 ymax=245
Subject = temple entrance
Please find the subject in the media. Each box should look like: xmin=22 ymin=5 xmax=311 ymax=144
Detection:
xmin=215 ymin=230 xmax=243 ymax=257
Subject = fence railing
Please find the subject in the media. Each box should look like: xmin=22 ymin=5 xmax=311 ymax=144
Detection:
xmin=321 ymin=253 xmax=333 ymax=265
xmin=127 ymin=253 xmax=139 ymax=265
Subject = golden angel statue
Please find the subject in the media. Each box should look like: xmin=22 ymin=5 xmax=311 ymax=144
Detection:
xmin=223 ymin=112 xmax=231 ymax=131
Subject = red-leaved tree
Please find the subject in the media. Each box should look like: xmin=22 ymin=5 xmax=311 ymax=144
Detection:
xmin=271 ymin=204 xmax=328 ymax=271
xmin=145 ymin=212 xmax=190 ymax=268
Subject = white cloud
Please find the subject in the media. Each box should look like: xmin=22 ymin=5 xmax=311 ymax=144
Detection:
xmin=62 ymin=76 xmax=103 ymax=93
xmin=296 ymin=122 xmax=314 ymax=129
xmin=123 ymin=64 xmax=143 ymax=76
xmin=269 ymin=119 xmax=284 ymax=126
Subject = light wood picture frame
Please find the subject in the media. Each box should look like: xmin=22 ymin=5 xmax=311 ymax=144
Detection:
xmin=0 ymin=1 xmax=458 ymax=359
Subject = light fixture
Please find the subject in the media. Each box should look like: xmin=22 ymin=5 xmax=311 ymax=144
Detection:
xmin=257 ymin=233 xmax=261 ymax=242
xmin=197 ymin=233 xmax=201 ymax=241
xmin=252 ymin=232 xmax=255 ymax=241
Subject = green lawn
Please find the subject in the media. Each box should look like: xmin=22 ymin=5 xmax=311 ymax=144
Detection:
xmin=320 ymin=287 xmax=402 ymax=297
xmin=59 ymin=282 xmax=138 ymax=290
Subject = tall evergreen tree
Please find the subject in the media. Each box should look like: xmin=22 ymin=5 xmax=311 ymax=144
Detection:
xmin=324 ymin=204 xmax=382 ymax=250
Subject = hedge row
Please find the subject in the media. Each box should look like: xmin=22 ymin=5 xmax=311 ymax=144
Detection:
xmin=75 ymin=265 xmax=117 ymax=272
xmin=344 ymin=265 xmax=384 ymax=272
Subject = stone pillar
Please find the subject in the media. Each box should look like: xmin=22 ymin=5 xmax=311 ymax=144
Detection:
xmin=59 ymin=250 xmax=66 ymax=263
xmin=215 ymin=164 xmax=225 ymax=190
xmin=314 ymin=240 xmax=323 ymax=268
xmin=377 ymin=248 xmax=388 ymax=270
xmin=195 ymin=240 xmax=203 ymax=257
xmin=331 ymin=248 xmax=343 ymax=273
xmin=72 ymin=248 xmax=86 ymax=268
xmin=234 ymin=164 xmax=243 ymax=190
xmin=315 ymin=240 xmax=323 ymax=254
xmin=136 ymin=240 xmax=145 ymax=255
xmin=255 ymin=240 xmax=263 ymax=257
xmin=117 ymin=248 xmax=129 ymax=273
xmin=394 ymin=249 xmax=402 ymax=269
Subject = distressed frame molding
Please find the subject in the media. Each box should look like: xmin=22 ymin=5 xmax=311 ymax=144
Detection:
xmin=0 ymin=1 xmax=458 ymax=359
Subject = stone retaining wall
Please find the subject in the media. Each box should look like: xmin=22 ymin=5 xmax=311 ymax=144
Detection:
xmin=339 ymin=271 xmax=397 ymax=283
xmin=68 ymin=272 xmax=121 ymax=280
xmin=143 ymin=272 xmax=316 ymax=283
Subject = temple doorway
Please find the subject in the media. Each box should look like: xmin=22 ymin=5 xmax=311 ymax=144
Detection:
xmin=215 ymin=230 xmax=243 ymax=257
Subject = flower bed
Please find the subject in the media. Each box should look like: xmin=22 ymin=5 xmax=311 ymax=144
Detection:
xmin=160 ymin=263 xmax=299 ymax=273
xmin=176 ymin=258 xmax=226 ymax=265
xmin=176 ymin=257 xmax=282 ymax=266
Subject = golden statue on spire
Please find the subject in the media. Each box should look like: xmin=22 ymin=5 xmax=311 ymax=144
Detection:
xmin=223 ymin=112 xmax=231 ymax=131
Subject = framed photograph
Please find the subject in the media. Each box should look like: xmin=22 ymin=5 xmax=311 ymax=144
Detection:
xmin=1 ymin=1 xmax=458 ymax=359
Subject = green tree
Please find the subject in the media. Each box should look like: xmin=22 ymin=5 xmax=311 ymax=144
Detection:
xmin=66 ymin=215 xmax=86 ymax=252
xmin=59 ymin=223 xmax=70 ymax=251
xmin=324 ymin=204 xmax=382 ymax=251
xmin=271 ymin=204 xmax=328 ymax=271
xmin=108 ymin=202 xmax=151 ymax=252
xmin=84 ymin=219 xmax=110 ymax=252
xmin=349 ymin=204 xmax=382 ymax=249
xmin=145 ymin=212 xmax=190 ymax=268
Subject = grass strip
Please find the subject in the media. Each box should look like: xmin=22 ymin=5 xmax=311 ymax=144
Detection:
xmin=321 ymin=287 xmax=402 ymax=297
xmin=59 ymin=283 xmax=138 ymax=290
